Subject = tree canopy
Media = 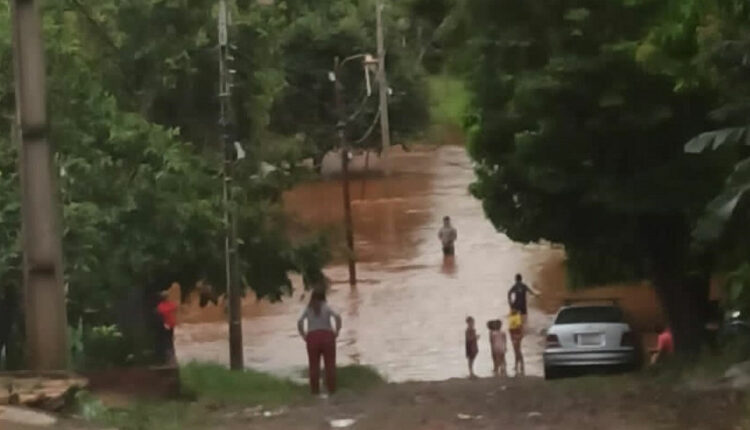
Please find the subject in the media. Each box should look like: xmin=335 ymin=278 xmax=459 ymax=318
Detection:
xmin=1 ymin=0 xmax=436 ymax=366
xmin=462 ymin=0 xmax=742 ymax=350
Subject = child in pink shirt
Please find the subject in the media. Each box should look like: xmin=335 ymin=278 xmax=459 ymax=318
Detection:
xmin=488 ymin=319 xmax=508 ymax=377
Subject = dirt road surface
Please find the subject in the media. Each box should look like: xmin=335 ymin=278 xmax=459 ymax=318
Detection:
xmin=198 ymin=376 xmax=746 ymax=430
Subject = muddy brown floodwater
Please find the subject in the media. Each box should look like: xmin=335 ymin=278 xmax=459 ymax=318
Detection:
xmin=175 ymin=145 xmax=665 ymax=382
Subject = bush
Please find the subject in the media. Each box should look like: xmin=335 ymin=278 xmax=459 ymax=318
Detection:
xmin=83 ymin=325 xmax=131 ymax=369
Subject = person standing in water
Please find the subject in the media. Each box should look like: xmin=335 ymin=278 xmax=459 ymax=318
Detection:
xmin=488 ymin=319 xmax=507 ymax=377
xmin=465 ymin=316 xmax=479 ymax=378
xmin=507 ymin=274 xmax=540 ymax=326
xmin=508 ymin=309 xmax=524 ymax=376
xmin=438 ymin=216 xmax=458 ymax=257
xmin=298 ymin=290 xmax=342 ymax=395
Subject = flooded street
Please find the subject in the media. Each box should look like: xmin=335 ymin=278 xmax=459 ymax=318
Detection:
xmin=176 ymin=145 xmax=663 ymax=382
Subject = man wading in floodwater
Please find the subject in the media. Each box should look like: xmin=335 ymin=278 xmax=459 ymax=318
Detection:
xmin=507 ymin=274 xmax=540 ymax=327
xmin=438 ymin=216 xmax=458 ymax=257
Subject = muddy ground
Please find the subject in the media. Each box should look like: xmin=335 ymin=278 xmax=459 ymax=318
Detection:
xmin=183 ymin=376 xmax=745 ymax=430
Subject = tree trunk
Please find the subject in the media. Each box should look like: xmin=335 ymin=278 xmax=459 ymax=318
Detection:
xmin=642 ymin=214 xmax=711 ymax=355
xmin=0 ymin=292 xmax=15 ymax=367
xmin=652 ymin=270 xmax=710 ymax=355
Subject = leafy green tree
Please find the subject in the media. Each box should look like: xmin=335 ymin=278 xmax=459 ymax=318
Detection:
xmin=464 ymin=0 xmax=729 ymax=351
xmin=662 ymin=2 xmax=750 ymax=307
xmin=0 ymin=1 xmax=328 ymax=366
xmin=268 ymin=0 xmax=429 ymax=169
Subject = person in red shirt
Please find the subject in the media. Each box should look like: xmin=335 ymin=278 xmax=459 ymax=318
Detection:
xmin=156 ymin=290 xmax=178 ymax=365
xmin=650 ymin=325 xmax=674 ymax=365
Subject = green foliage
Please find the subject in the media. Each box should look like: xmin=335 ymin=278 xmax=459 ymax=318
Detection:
xmin=462 ymin=0 xmax=740 ymax=350
xmin=427 ymin=75 xmax=469 ymax=128
xmin=0 ymin=0 xmax=434 ymax=369
xmin=0 ymin=0 xmax=344 ymax=367
xmin=181 ymin=362 xmax=305 ymax=405
xmin=670 ymin=1 xmax=750 ymax=268
xmin=268 ymin=0 xmax=430 ymax=165
xmin=83 ymin=325 xmax=131 ymax=369
xmin=336 ymin=364 xmax=386 ymax=391
xmin=465 ymin=0 xmax=722 ymax=285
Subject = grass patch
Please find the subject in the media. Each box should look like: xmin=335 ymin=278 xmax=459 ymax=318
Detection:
xmin=77 ymin=392 xmax=203 ymax=430
xmin=337 ymin=364 xmax=386 ymax=391
xmin=295 ymin=364 xmax=386 ymax=393
xmin=428 ymin=74 xmax=469 ymax=128
xmin=180 ymin=362 xmax=306 ymax=406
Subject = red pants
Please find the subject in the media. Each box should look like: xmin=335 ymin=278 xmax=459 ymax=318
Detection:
xmin=306 ymin=330 xmax=337 ymax=394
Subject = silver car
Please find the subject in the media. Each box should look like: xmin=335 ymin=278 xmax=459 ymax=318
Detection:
xmin=543 ymin=302 xmax=639 ymax=379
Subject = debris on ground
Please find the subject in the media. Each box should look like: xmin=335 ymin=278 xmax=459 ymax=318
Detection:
xmin=329 ymin=417 xmax=357 ymax=428
xmin=456 ymin=413 xmax=483 ymax=420
xmin=0 ymin=373 xmax=87 ymax=411
xmin=527 ymin=411 xmax=543 ymax=419
xmin=263 ymin=408 xmax=288 ymax=418
xmin=236 ymin=406 xmax=288 ymax=419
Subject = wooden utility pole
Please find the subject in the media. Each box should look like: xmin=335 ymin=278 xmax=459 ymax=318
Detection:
xmin=333 ymin=57 xmax=357 ymax=287
xmin=10 ymin=0 xmax=68 ymax=370
xmin=376 ymin=2 xmax=392 ymax=176
xmin=218 ymin=0 xmax=244 ymax=370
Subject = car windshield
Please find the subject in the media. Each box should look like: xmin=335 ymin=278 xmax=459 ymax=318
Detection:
xmin=554 ymin=306 xmax=623 ymax=325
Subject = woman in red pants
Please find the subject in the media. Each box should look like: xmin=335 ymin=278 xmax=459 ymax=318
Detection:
xmin=297 ymin=290 xmax=342 ymax=395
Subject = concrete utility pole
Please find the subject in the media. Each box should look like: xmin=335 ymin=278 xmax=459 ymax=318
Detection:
xmin=376 ymin=1 xmax=392 ymax=176
xmin=333 ymin=57 xmax=357 ymax=287
xmin=218 ymin=0 xmax=244 ymax=370
xmin=10 ymin=0 xmax=68 ymax=370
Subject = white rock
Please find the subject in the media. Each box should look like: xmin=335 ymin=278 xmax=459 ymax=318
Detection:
xmin=330 ymin=418 xmax=357 ymax=428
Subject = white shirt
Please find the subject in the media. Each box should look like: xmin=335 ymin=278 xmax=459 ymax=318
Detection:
xmin=298 ymin=303 xmax=341 ymax=333
xmin=438 ymin=225 xmax=457 ymax=247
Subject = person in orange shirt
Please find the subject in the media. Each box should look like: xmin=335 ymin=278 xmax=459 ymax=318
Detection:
xmin=650 ymin=325 xmax=674 ymax=365
xmin=156 ymin=290 xmax=178 ymax=365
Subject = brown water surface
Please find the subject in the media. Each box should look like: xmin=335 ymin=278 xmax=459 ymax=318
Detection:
xmin=176 ymin=145 xmax=664 ymax=381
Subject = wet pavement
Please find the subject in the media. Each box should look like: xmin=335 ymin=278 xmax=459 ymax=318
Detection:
xmin=175 ymin=145 xmax=663 ymax=382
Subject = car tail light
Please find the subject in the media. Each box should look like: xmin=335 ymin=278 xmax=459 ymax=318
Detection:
xmin=621 ymin=331 xmax=635 ymax=347
xmin=546 ymin=334 xmax=561 ymax=348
